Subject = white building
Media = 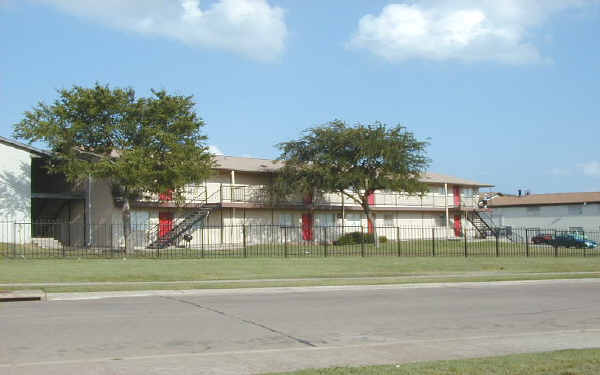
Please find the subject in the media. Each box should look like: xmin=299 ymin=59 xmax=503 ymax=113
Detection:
xmin=486 ymin=192 xmax=600 ymax=232
xmin=0 ymin=136 xmax=52 ymax=242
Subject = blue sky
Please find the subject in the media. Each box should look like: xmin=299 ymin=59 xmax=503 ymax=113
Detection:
xmin=1 ymin=0 xmax=599 ymax=194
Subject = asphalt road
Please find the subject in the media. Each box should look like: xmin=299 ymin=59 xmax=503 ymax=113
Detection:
xmin=2 ymin=279 xmax=600 ymax=375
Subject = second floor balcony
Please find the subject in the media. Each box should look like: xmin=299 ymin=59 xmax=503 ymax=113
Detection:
xmin=132 ymin=183 xmax=478 ymax=210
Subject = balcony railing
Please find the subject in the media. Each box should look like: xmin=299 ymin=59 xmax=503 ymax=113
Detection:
xmin=134 ymin=183 xmax=478 ymax=210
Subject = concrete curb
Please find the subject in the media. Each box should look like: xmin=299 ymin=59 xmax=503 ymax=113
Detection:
xmin=48 ymin=278 xmax=600 ymax=301
xmin=0 ymin=289 xmax=46 ymax=302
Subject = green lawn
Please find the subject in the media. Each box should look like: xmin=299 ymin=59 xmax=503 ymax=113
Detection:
xmin=263 ymin=349 xmax=600 ymax=375
xmin=1 ymin=257 xmax=600 ymax=288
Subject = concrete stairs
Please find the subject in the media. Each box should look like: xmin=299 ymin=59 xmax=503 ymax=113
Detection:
xmin=31 ymin=237 xmax=63 ymax=249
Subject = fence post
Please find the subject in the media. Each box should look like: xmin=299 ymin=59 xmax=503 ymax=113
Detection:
xmin=201 ymin=228 xmax=205 ymax=258
xmin=396 ymin=227 xmax=401 ymax=257
xmin=464 ymin=229 xmax=468 ymax=258
xmin=360 ymin=225 xmax=365 ymax=257
xmin=324 ymin=227 xmax=328 ymax=258
xmin=525 ymin=229 xmax=529 ymax=257
xmin=60 ymin=223 xmax=65 ymax=257
xmin=284 ymin=226 xmax=288 ymax=258
xmin=156 ymin=231 xmax=160 ymax=258
xmin=495 ymin=232 xmax=499 ymax=257
xmin=109 ymin=224 xmax=114 ymax=258
xmin=243 ymin=224 xmax=247 ymax=258
xmin=432 ymin=227 xmax=435 ymax=257
xmin=13 ymin=222 xmax=16 ymax=258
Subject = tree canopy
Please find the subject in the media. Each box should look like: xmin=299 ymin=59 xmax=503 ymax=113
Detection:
xmin=14 ymin=83 xmax=214 ymax=196
xmin=14 ymin=83 xmax=214 ymax=250
xmin=274 ymin=120 xmax=430 ymax=241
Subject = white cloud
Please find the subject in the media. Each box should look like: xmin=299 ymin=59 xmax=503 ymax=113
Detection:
xmin=349 ymin=0 xmax=596 ymax=64
xmin=209 ymin=145 xmax=224 ymax=155
xmin=36 ymin=0 xmax=287 ymax=61
xmin=578 ymin=161 xmax=600 ymax=177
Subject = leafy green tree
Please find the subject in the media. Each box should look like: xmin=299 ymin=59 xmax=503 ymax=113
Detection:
xmin=14 ymin=83 xmax=214 ymax=252
xmin=275 ymin=120 xmax=430 ymax=246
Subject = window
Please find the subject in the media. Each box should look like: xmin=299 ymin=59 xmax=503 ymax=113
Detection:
xmin=316 ymin=213 xmax=336 ymax=227
xmin=526 ymin=206 xmax=541 ymax=216
xmin=130 ymin=210 xmax=149 ymax=231
xmin=345 ymin=213 xmax=361 ymax=228
xmin=279 ymin=213 xmax=293 ymax=227
xmin=463 ymin=188 xmax=472 ymax=197
xmin=568 ymin=205 xmax=583 ymax=215
xmin=384 ymin=214 xmax=394 ymax=227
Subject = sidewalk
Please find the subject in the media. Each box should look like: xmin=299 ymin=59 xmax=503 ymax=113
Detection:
xmin=2 ymin=271 xmax=599 ymax=288
xmin=42 ymin=278 xmax=600 ymax=301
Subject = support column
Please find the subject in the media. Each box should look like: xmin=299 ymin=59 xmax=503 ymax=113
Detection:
xmin=444 ymin=183 xmax=449 ymax=239
xmin=230 ymin=170 xmax=236 ymax=225
xmin=87 ymin=175 xmax=93 ymax=247
xmin=341 ymin=193 xmax=345 ymax=235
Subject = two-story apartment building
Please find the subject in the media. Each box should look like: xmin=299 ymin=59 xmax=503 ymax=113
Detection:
xmin=25 ymin=151 xmax=492 ymax=249
xmin=92 ymin=156 xmax=491 ymax=248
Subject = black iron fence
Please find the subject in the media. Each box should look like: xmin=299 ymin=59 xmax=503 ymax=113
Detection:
xmin=1 ymin=222 xmax=599 ymax=259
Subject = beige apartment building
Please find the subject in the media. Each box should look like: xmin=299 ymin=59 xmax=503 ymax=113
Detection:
xmin=93 ymin=156 xmax=492 ymax=249
xmin=23 ymin=150 xmax=492 ymax=249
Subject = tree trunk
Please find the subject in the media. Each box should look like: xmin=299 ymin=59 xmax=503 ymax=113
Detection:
xmin=122 ymin=196 xmax=132 ymax=254
xmin=364 ymin=204 xmax=379 ymax=248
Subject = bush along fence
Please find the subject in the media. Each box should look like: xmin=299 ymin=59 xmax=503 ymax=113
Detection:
xmin=0 ymin=221 xmax=599 ymax=259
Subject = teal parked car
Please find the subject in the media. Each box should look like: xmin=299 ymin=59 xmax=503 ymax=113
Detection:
xmin=551 ymin=233 xmax=597 ymax=249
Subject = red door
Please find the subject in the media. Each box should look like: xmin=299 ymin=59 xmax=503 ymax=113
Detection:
xmin=368 ymin=218 xmax=374 ymax=234
xmin=453 ymin=186 xmax=461 ymax=207
xmin=453 ymin=215 xmax=462 ymax=237
xmin=302 ymin=213 xmax=313 ymax=241
xmin=159 ymin=212 xmax=174 ymax=238
xmin=367 ymin=192 xmax=375 ymax=206
xmin=159 ymin=190 xmax=173 ymax=202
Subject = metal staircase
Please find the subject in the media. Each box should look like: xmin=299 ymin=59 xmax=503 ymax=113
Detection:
xmin=147 ymin=206 xmax=217 ymax=249
xmin=467 ymin=210 xmax=524 ymax=243
xmin=467 ymin=210 xmax=496 ymax=239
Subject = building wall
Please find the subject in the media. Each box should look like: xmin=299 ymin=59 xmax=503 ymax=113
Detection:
xmin=54 ymin=171 xmax=480 ymax=248
xmin=0 ymin=143 xmax=34 ymax=243
xmin=489 ymin=203 xmax=600 ymax=231
xmin=127 ymin=206 xmax=464 ymax=249
xmin=0 ymin=143 xmax=33 ymax=222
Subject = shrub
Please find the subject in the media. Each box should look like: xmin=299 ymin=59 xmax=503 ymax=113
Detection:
xmin=334 ymin=232 xmax=388 ymax=245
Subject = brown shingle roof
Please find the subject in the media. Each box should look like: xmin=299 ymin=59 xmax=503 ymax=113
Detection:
xmin=487 ymin=192 xmax=600 ymax=207
xmin=213 ymin=155 xmax=493 ymax=187
xmin=214 ymin=155 xmax=284 ymax=173
xmin=420 ymin=172 xmax=493 ymax=187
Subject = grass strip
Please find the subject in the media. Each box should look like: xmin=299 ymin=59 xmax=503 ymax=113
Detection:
xmin=263 ymin=348 xmax=600 ymax=375
xmin=2 ymin=257 xmax=600 ymax=285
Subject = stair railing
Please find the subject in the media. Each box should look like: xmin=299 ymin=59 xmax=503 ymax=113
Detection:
xmin=146 ymin=188 xmax=222 ymax=248
xmin=476 ymin=210 xmax=524 ymax=243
